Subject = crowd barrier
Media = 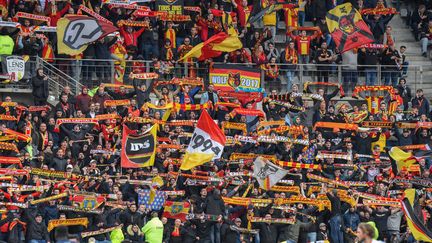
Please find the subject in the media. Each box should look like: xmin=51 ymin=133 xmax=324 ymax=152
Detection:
xmin=0 ymin=56 xmax=425 ymax=99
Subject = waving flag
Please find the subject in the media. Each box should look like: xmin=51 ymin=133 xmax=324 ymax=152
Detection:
xmin=389 ymin=147 xmax=417 ymax=174
xmin=401 ymin=189 xmax=432 ymax=242
xmin=163 ymin=201 xmax=190 ymax=221
xmin=253 ymin=157 xmax=288 ymax=190
xmin=180 ymin=110 xmax=226 ymax=170
xmin=121 ymin=125 xmax=157 ymax=168
xmin=178 ymin=32 xmax=242 ymax=62
xmin=57 ymin=15 xmax=118 ymax=55
xmin=138 ymin=189 xmax=166 ymax=210
xmin=326 ymin=3 xmax=374 ymax=53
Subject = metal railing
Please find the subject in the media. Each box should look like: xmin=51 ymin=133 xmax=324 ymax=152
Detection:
xmin=0 ymin=56 xmax=427 ymax=103
xmin=43 ymin=57 xmax=424 ymax=88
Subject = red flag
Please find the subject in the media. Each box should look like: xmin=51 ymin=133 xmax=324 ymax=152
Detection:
xmin=163 ymin=201 xmax=190 ymax=221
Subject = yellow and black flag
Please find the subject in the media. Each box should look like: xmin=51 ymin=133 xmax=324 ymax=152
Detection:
xmin=401 ymin=189 xmax=432 ymax=242
xmin=326 ymin=3 xmax=374 ymax=53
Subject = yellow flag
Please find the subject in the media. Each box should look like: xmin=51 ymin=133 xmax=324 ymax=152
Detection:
xmin=180 ymin=152 xmax=215 ymax=171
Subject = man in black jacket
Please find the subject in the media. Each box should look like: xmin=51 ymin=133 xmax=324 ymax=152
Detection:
xmin=31 ymin=68 xmax=49 ymax=106
xmin=26 ymin=214 xmax=50 ymax=243
xmin=254 ymin=214 xmax=278 ymax=243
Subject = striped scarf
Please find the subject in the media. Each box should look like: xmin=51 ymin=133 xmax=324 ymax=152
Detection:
xmin=285 ymin=47 xmax=298 ymax=64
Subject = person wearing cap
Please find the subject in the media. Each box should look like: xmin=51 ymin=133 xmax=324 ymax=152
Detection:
xmin=141 ymin=211 xmax=163 ymax=243
xmin=394 ymin=127 xmax=414 ymax=146
xmin=26 ymin=213 xmax=50 ymax=243
xmin=317 ymin=223 xmax=329 ymax=242
xmin=220 ymin=217 xmax=242 ymax=243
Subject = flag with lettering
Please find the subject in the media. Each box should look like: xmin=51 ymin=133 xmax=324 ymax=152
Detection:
xmin=326 ymin=3 xmax=374 ymax=53
xmin=253 ymin=156 xmax=288 ymax=190
xmin=121 ymin=124 xmax=157 ymax=168
xmin=57 ymin=15 xmax=118 ymax=55
xmin=180 ymin=110 xmax=226 ymax=170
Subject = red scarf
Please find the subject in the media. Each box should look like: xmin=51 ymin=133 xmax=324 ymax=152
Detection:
xmin=165 ymin=44 xmax=174 ymax=61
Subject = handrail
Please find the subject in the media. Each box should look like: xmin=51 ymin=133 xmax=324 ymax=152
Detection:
xmin=37 ymin=57 xmax=83 ymax=95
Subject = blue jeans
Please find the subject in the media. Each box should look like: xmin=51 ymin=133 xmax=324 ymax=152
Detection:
xmin=307 ymin=232 xmax=317 ymax=242
xmin=176 ymin=37 xmax=184 ymax=49
xmin=298 ymin=11 xmax=305 ymax=26
xmin=343 ymin=70 xmax=358 ymax=94
xmin=383 ymin=70 xmax=399 ymax=86
xmin=286 ymin=69 xmax=296 ymax=91
xmin=142 ymin=44 xmax=153 ymax=60
xmin=29 ymin=240 xmax=47 ymax=243
xmin=329 ymin=215 xmax=344 ymax=243
xmin=401 ymin=61 xmax=409 ymax=75
xmin=324 ymin=33 xmax=332 ymax=47
xmin=365 ymin=68 xmax=377 ymax=86
xmin=210 ymin=224 xmax=221 ymax=243
xmin=420 ymin=37 xmax=432 ymax=54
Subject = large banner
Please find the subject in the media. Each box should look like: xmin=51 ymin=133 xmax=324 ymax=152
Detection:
xmin=156 ymin=0 xmax=183 ymax=15
xmin=57 ymin=15 xmax=118 ymax=55
xmin=209 ymin=64 xmax=261 ymax=92
xmin=326 ymin=3 xmax=374 ymax=53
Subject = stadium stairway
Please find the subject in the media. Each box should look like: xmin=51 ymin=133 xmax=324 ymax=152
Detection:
xmin=390 ymin=14 xmax=432 ymax=94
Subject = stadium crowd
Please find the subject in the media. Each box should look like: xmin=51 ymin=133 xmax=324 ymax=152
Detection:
xmin=0 ymin=0 xmax=432 ymax=243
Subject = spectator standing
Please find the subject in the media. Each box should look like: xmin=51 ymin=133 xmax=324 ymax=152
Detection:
xmin=359 ymin=47 xmax=379 ymax=86
xmin=280 ymin=41 xmax=298 ymax=91
xmin=316 ymin=42 xmax=333 ymax=83
xmin=141 ymin=212 xmax=163 ymax=243
xmin=396 ymin=78 xmax=412 ymax=111
xmin=341 ymin=49 xmax=358 ymax=96
xmin=412 ymin=89 xmax=430 ymax=116
xmin=31 ymin=68 xmax=49 ymax=106
xmin=381 ymin=44 xmax=401 ymax=87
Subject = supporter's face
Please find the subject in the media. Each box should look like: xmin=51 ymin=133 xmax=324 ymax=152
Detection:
xmin=127 ymin=27 xmax=133 ymax=33
xmin=57 ymin=150 xmax=64 ymax=158
xmin=191 ymin=28 xmax=197 ymax=35
xmin=130 ymin=204 xmax=137 ymax=212
xmin=35 ymin=5 xmax=41 ymax=12
xmin=200 ymin=188 xmax=207 ymax=197
xmin=184 ymin=38 xmax=190 ymax=45
xmin=289 ymin=42 xmax=295 ymax=49
xmin=39 ymin=123 xmax=47 ymax=132
xmin=36 ymin=216 xmax=42 ymax=223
